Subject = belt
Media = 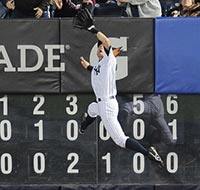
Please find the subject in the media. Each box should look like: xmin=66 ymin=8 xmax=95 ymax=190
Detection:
xmin=97 ymin=96 xmax=115 ymax=102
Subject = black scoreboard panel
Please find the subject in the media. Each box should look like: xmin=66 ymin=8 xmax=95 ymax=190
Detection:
xmin=0 ymin=94 xmax=96 ymax=184
xmin=0 ymin=94 xmax=200 ymax=184
xmin=98 ymin=94 xmax=200 ymax=184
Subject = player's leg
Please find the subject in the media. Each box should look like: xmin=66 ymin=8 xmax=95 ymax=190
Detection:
xmin=99 ymin=100 xmax=146 ymax=153
xmin=100 ymin=99 xmax=164 ymax=165
xmin=125 ymin=137 xmax=149 ymax=155
xmin=101 ymin=108 xmax=164 ymax=165
xmin=79 ymin=102 xmax=98 ymax=134
xmin=126 ymin=137 xmax=164 ymax=166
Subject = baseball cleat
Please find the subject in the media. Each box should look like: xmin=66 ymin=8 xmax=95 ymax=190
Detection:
xmin=79 ymin=127 xmax=85 ymax=134
xmin=148 ymin=146 xmax=164 ymax=167
xmin=79 ymin=112 xmax=88 ymax=135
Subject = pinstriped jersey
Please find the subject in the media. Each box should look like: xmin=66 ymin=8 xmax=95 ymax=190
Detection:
xmin=91 ymin=47 xmax=117 ymax=98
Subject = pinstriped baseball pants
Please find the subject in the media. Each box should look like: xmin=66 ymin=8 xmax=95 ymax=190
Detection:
xmin=87 ymin=98 xmax=129 ymax=148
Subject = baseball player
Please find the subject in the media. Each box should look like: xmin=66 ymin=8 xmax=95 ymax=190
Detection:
xmin=73 ymin=8 xmax=164 ymax=166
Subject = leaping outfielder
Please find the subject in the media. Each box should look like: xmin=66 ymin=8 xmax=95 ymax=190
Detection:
xmin=73 ymin=8 xmax=164 ymax=166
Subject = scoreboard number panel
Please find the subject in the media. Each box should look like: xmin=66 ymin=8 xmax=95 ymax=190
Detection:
xmin=97 ymin=94 xmax=200 ymax=184
xmin=0 ymin=94 xmax=200 ymax=184
xmin=0 ymin=94 xmax=96 ymax=184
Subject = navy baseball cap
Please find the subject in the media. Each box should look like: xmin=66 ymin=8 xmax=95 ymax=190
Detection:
xmin=97 ymin=40 xmax=102 ymax=47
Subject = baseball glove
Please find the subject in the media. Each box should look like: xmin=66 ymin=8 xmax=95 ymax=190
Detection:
xmin=73 ymin=8 xmax=95 ymax=32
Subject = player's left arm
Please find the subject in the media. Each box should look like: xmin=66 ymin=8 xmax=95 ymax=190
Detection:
xmin=96 ymin=31 xmax=111 ymax=51
xmin=73 ymin=9 xmax=111 ymax=51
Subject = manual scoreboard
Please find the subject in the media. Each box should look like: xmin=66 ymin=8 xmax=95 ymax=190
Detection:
xmin=0 ymin=94 xmax=199 ymax=184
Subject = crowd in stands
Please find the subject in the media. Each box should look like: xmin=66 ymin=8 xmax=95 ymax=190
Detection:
xmin=0 ymin=0 xmax=200 ymax=18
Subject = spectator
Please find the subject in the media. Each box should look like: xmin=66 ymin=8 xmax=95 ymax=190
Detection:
xmin=167 ymin=0 xmax=200 ymax=16
xmin=54 ymin=0 xmax=94 ymax=17
xmin=3 ymin=0 xmax=50 ymax=18
xmin=49 ymin=0 xmax=63 ymax=17
xmin=0 ymin=1 xmax=9 ymax=18
xmin=159 ymin=0 xmax=177 ymax=16
xmin=66 ymin=0 xmax=94 ymax=13
xmin=117 ymin=0 xmax=162 ymax=17
xmin=0 ymin=0 xmax=14 ymax=18
xmin=93 ymin=0 xmax=126 ymax=17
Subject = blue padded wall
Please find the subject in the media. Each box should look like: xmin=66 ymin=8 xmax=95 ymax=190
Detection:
xmin=155 ymin=17 xmax=200 ymax=94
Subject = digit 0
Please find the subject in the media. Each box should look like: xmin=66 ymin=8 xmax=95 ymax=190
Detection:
xmin=133 ymin=153 xmax=145 ymax=174
xmin=1 ymin=153 xmax=12 ymax=174
xmin=33 ymin=152 xmax=45 ymax=174
xmin=166 ymin=152 xmax=178 ymax=173
xmin=133 ymin=119 xmax=145 ymax=140
xmin=66 ymin=120 xmax=78 ymax=141
xmin=0 ymin=120 xmax=12 ymax=141
xmin=99 ymin=121 xmax=110 ymax=141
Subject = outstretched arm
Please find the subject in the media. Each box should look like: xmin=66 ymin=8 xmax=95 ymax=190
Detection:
xmin=96 ymin=31 xmax=110 ymax=51
xmin=73 ymin=8 xmax=110 ymax=50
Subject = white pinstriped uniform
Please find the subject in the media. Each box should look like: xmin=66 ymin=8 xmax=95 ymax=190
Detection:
xmin=87 ymin=47 xmax=129 ymax=148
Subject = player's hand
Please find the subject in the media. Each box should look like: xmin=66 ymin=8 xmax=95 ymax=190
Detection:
xmin=34 ymin=7 xmax=43 ymax=18
xmin=6 ymin=0 xmax=15 ymax=10
xmin=80 ymin=56 xmax=90 ymax=69
xmin=73 ymin=8 xmax=96 ymax=33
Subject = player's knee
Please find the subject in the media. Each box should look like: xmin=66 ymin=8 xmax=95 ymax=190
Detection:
xmin=113 ymin=137 xmax=126 ymax=148
xmin=88 ymin=102 xmax=98 ymax=118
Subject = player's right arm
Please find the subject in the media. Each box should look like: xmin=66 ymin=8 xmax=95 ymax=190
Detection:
xmin=80 ymin=56 xmax=93 ymax=72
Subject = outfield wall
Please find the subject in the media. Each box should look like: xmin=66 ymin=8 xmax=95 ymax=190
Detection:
xmin=0 ymin=18 xmax=200 ymax=189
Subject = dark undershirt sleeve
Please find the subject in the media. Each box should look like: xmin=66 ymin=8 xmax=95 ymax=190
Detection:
xmin=87 ymin=65 xmax=93 ymax=72
xmin=104 ymin=46 xmax=111 ymax=56
xmin=86 ymin=46 xmax=111 ymax=72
